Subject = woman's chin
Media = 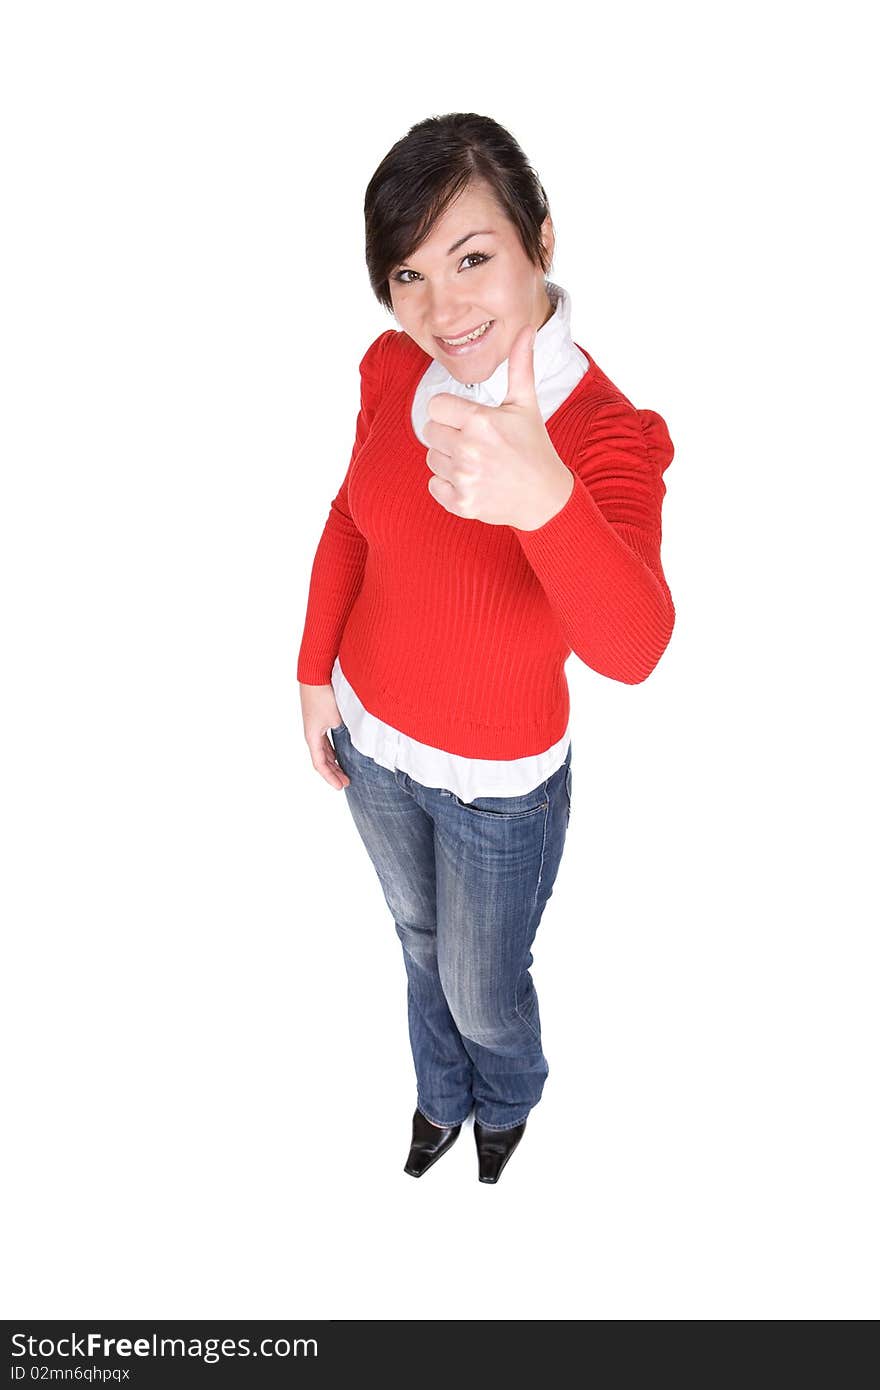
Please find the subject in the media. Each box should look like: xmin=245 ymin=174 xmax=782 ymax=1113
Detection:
xmin=445 ymin=353 xmax=502 ymax=385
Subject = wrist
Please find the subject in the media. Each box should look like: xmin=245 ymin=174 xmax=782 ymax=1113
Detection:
xmin=516 ymin=462 xmax=575 ymax=531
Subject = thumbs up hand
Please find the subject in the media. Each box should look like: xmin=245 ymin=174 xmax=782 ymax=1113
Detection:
xmin=423 ymin=323 xmax=575 ymax=530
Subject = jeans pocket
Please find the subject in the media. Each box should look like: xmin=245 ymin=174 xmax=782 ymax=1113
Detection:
xmin=564 ymin=765 xmax=572 ymax=828
xmin=450 ymin=785 xmax=549 ymax=820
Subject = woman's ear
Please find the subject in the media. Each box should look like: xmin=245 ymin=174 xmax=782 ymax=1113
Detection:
xmin=540 ymin=214 xmax=555 ymax=269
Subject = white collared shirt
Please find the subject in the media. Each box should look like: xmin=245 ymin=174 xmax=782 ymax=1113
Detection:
xmin=331 ymin=281 xmax=590 ymax=802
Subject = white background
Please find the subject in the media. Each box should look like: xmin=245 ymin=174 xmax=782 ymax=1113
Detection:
xmin=2 ymin=0 xmax=877 ymax=1320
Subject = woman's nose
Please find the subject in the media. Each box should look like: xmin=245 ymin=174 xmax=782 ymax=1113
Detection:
xmin=429 ymin=301 xmax=473 ymax=335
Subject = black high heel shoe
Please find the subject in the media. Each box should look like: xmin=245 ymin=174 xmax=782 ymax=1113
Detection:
xmin=404 ymin=1107 xmax=462 ymax=1178
xmin=473 ymin=1119 xmax=527 ymax=1183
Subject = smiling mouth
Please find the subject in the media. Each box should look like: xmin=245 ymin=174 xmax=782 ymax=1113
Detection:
xmin=435 ymin=319 xmax=495 ymax=348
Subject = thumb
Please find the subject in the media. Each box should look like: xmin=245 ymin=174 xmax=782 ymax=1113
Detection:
xmin=502 ymin=323 xmax=538 ymax=408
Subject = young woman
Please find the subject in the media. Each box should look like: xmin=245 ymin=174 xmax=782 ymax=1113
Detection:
xmin=296 ymin=113 xmax=675 ymax=1184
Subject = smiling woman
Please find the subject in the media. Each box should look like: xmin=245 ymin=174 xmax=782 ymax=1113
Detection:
xmin=368 ymin=126 xmax=556 ymax=379
xmin=296 ymin=111 xmax=676 ymax=1185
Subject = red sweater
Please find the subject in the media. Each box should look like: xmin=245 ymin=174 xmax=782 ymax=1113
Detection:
xmin=297 ymin=329 xmax=675 ymax=760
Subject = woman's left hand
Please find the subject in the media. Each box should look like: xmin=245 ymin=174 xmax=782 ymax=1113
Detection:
xmin=423 ymin=324 xmax=575 ymax=531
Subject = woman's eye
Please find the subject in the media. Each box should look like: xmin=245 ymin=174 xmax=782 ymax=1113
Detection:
xmin=392 ymin=251 xmax=492 ymax=285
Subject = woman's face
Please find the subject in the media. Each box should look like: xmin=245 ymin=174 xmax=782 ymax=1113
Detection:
xmin=387 ymin=180 xmax=555 ymax=384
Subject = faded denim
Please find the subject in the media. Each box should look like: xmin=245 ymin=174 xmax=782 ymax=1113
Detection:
xmin=329 ymin=721 xmax=573 ymax=1131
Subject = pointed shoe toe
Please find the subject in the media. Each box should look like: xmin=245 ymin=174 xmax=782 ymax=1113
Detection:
xmin=404 ymin=1107 xmax=462 ymax=1178
xmin=473 ymin=1118 xmax=527 ymax=1183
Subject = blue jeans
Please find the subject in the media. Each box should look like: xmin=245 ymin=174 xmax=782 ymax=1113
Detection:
xmin=329 ymin=722 xmax=573 ymax=1131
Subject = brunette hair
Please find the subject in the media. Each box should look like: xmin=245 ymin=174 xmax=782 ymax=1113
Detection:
xmin=364 ymin=112 xmax=553 ymax=313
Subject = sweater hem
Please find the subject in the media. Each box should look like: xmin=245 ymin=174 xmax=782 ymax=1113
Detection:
xmin=336 ymin=654 xmax=571 ymax=761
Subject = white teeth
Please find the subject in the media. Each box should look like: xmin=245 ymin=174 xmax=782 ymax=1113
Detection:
xmin=441 ymin=320 xmax=492 ymax=346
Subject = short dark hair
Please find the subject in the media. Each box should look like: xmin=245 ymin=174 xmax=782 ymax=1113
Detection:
xmin=364 ymin=112 xmax=553 ymax=314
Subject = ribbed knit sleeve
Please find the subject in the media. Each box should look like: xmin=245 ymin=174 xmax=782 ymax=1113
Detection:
xmin=296 ymin=330 xmax=395 ymax=685
xmin=512 ymin=399 xmax=676 ymax=684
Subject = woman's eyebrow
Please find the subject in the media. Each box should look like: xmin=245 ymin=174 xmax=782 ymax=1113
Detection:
xmin=394 ymin=230 xmax=497 ymax=273
xmin=446 ymin=229 xmax=496 ymax=254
